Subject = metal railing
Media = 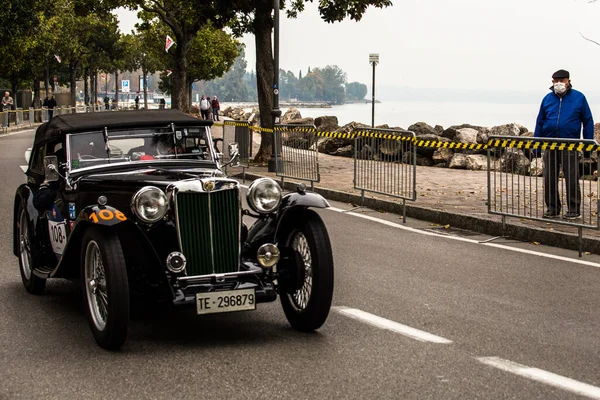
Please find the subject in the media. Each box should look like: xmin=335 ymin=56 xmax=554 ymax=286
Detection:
xmin=487 ymin=136 xmax=600 ymax=255
xmin=274 ymin=124 xmax=320 ymax=188
xmin=352 ymin=128 xmax=417 ymax=221
xmin=222 ymin=120 xmax=252 ymax=181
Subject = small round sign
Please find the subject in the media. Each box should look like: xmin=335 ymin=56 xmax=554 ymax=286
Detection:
xmin=273 ymin=89 xmax=279 ymax=95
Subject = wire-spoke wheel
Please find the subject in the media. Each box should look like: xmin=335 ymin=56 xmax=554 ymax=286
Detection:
xmin=17 ymin=206 xmax=46 ymax=294
xmin=81 ymin=227 xmax=129 ymax=350
xmin=280 ymin=210 xmax=334 ymax=332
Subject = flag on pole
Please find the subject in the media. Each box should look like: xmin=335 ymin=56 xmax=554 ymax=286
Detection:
xmin=165 ymin=35 xmax=175 ymax=52
xmin=166 ymin=70 xmax=173 ymax=77
xmin=54 ymin=54 xmax=61 ymax=63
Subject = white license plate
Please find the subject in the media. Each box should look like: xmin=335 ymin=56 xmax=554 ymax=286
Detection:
xmin=196 ymin=289 xmax=256 ymax=315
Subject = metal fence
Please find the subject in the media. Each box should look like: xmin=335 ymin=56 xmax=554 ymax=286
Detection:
xmin=274 ymin=124 xmax=320 ymax=188
xmin=487 ymin=136 xmax=600 ymax=255
xmin=222 ymin=120 xmax=252 ymax=180
xmin=352 ymin=128 xmax=417 ymax=221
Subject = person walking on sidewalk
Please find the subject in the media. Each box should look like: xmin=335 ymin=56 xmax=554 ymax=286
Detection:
xmin=2 ymin=91 xmax=13 ymax=126
xmin=534 ymin=69 xmax=594 ymax=220
xmin=211 ymin=95 xmax=220 ymax=121
xmin=46 ymin=94 xmax=57 ymax=119
xmin=200 ymin=95 xmax=210 ymax=120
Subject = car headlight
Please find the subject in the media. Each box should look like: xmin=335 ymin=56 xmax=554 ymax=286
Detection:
xmin=247 ymin=178 xmax=282 ymax=214
xmin=131 ymin=186 xmax=168 ymax=223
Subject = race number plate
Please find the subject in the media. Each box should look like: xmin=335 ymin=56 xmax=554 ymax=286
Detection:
xmin=48 ymin=221 xmax=67 ymax=255
xmin=196 ymin=289 xmax=256 ymax=315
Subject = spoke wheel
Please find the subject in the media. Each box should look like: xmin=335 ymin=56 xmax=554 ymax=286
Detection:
xmin=17 ymin=206 xmax=46 ymax=294
xmin=280 ymin=210 xmax=334 ymax=332
xmin=81 ymin=227 xmax=129 ymax=350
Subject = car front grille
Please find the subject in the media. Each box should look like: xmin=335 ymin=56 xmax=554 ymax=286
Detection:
xmin=175 ymin=189 xmax=241 ymax=276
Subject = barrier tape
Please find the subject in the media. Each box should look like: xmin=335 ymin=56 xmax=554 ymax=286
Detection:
xmin=212 ymin=122 xmax=600 ymax=151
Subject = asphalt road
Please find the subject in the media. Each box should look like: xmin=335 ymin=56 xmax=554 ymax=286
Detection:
xmin=1 ymin=129 xmax=599 ymax=400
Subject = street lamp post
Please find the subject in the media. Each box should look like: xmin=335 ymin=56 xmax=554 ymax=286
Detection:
xmin=369 ymin=53 xmax=379 ymax=127
xmin=268 ymin=0 xmax=283 ymax=172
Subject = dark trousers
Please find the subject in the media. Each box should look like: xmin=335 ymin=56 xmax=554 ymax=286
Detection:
xmin=212 ymin=108 xmax=219 ymax=121
xmin=543 ymin=150 xmax=580 ymax=213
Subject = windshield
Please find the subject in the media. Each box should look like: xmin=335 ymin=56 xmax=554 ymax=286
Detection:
xmin=67 ymin=127 xmax=215 ymax=171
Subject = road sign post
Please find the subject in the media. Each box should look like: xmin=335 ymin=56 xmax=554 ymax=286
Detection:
xmin=369 ymin=53 xmax=379 ymax=128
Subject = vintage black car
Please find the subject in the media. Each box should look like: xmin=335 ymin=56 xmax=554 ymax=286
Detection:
xmin=13 ymin=110 xmax=334 ymax=350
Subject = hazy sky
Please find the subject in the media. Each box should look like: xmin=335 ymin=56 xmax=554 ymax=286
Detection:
xmin=115 ymin=0 xmax=600 ymax=94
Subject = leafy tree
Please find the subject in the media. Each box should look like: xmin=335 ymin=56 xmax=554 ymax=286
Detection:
xmin=319 ymin=65 xmax=346 ymax=104
xmin=107 ymin=0 xmax=239 ymax=112
xmin=346 ymin=82 xmax=368 ymax=101
xmin=226 ymin=0 xmax=392 ymax=162
xmin=201 ymin=46 xmax=250 ymax=102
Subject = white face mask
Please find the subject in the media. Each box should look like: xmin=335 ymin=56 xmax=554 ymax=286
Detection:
xmin=553 ymin=82 xmax=567 ymax=94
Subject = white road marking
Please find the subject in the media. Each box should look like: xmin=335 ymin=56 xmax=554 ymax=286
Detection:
xmin=477 ymin=357 xmax=600 ymax=399
xmin=333 ymin=306 xmax=453 ymax=344
xmin=20 ymin=165 xmax=27 ymax=172
xmin=327 ymin=207 xmax=600 ymax=269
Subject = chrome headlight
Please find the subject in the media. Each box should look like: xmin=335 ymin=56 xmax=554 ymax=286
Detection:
xmin=247 ymin=178 xmax=282 ymax=214
xmin=131 ymin=186 xmax=168 ymax=223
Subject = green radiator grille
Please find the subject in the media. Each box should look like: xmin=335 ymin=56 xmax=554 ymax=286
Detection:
xmin=176 ymin=189 xmax=240 ymax=276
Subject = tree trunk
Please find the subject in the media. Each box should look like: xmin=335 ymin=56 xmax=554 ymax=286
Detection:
xmin=33 ymin=78 xmax=41 ymax=121
xmin=142 ymin=68 xmax=148 ymax=110
xmin=114 ymin=71 xmax=119 ymax=109
xmin=90 ymin=68 xmax=96 ymax=109
xmin=84 ymin=67 xmax=89 ymax=106
xmin=69 ymin=63 xmax=77 ymax=110
xmin=253 ymin=0 xmax=275 ymax=163
xmin=172 ymin=36 xmax=191 ymax=112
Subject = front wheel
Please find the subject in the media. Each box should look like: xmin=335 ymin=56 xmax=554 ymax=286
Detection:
xmin=279 ymin=210 xmax=334 ymax=331
xmin=81 ymin=227 xmax=129 ymax=350
xmin=17 ymin=206 xmax=46 ymax=294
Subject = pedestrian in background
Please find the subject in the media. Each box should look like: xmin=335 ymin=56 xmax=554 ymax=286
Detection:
xmin=211 ymin=95 xmax=220 ymax=121
xmin=135 ymin=95 xmax=140 ymax=110
xmin=200 ymin=95 xmax=210 ymax=120
xmin=534 ymin=69 xmax=594 ymax=220
xmin=104 ymin=95 xmax=110 ymax=110
xmin=159 ymin=98 xmax=166 ymax=110
xmin=2 ymin=91 xmax=13 ymax=126
xmin=46 ymin=94 xmax=57 ymax=119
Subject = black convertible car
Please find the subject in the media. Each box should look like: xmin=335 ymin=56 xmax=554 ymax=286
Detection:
xmin=13 ymin=110 xmax=334 ymax=350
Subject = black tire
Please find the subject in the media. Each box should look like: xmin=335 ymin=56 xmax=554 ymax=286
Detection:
xmin=81 ymin=227 xmax=129 ymax=350
xmin=17 ymin=205 xmax=46 ymax=294
xmin=279 ymin=210 xmax=334 ymax=331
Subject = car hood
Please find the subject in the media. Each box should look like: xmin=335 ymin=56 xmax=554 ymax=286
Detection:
xmin=77 ymin=167 xmax=224 ymax=190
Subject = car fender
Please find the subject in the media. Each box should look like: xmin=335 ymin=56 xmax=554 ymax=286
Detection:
xmin=244 ymin=192 xmax=329 ymax=255
xmin=13 ymin=185 xmax=40 ymax=257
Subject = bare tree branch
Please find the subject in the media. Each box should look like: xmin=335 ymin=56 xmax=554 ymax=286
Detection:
xmin=580 ymin=31 xmax=600 ymax=47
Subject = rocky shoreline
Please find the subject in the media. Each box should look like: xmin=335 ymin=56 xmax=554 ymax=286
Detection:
xmin=221 ymin=106 xmax=600 ymax=176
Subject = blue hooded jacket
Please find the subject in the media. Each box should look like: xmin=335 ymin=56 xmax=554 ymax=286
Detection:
xmin=534 ymin=87 xmax=594 ymax=140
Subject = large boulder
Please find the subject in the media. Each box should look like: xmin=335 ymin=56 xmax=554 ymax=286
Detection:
xmin=490 ymin=123 xmax=521 ymax=137
xmin=456 ymin=128 xmax=478 ymax=144
xmin=441 ymin=124 xmax=487 ymax=140
xmin=432 ymin=148 xmax=453 ymax=163
xmin=449 ymin=154 xmax=468 ymax=169
xmin=281 ymin=107 xmax=302 ymax=123
xmin=465 ymin=154 xmax=487 ymax=171
xmin=499 ymin=148 xmax=530 ymax=175
xmin=332 ymin=145 xmax=353 ymax=158
xmin=407 ymin=122 xmax=438 ymax=137
xmin=285 ymin=117 xmax=315 ymax=126
xmin=315 ymin=116 xmax=339 ymax=132
xmin=530 ymin=157 xmax=544 ymax=176
xmin=318 ymin=137 xmax=353 ymax=154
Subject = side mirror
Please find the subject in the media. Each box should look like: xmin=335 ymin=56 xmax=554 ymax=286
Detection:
xmin=44 ymin=156 xmax=59 ymax=182
xmin=24 ymin=147 xmax=32 ymax=163
xmin=227 ymin=142 xmax=240 ymax=168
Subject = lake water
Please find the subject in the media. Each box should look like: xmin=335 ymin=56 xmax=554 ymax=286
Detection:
xmin=277 ymin=100 xmax=600 ymax=132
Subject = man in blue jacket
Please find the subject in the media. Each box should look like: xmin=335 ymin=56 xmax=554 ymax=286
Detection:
xmin=534 ymin=69 xmax=594 ymax=220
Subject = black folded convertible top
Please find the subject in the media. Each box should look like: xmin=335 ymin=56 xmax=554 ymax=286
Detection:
xmin=34 ymin=110 xmax=212 ymax=145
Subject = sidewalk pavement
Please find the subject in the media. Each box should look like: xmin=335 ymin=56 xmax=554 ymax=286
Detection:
xmin=212 ymin=122 xmax=600 ymax=256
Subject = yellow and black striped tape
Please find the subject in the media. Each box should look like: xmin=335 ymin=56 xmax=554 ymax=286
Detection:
xmin=222 ymin=121 xmax=250 ymax=127
xmin=316 ymin=131 xmax=356 ymax=139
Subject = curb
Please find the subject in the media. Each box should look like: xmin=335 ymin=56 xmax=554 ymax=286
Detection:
xmin=234 ymin=171 xmax=600 ymax=255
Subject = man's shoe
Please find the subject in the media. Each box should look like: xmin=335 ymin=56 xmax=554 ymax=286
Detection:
xmin=543 ymin=210 xmax=560 ymax=218
xmin=563 ymin=212 xmax=581 ymax=220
